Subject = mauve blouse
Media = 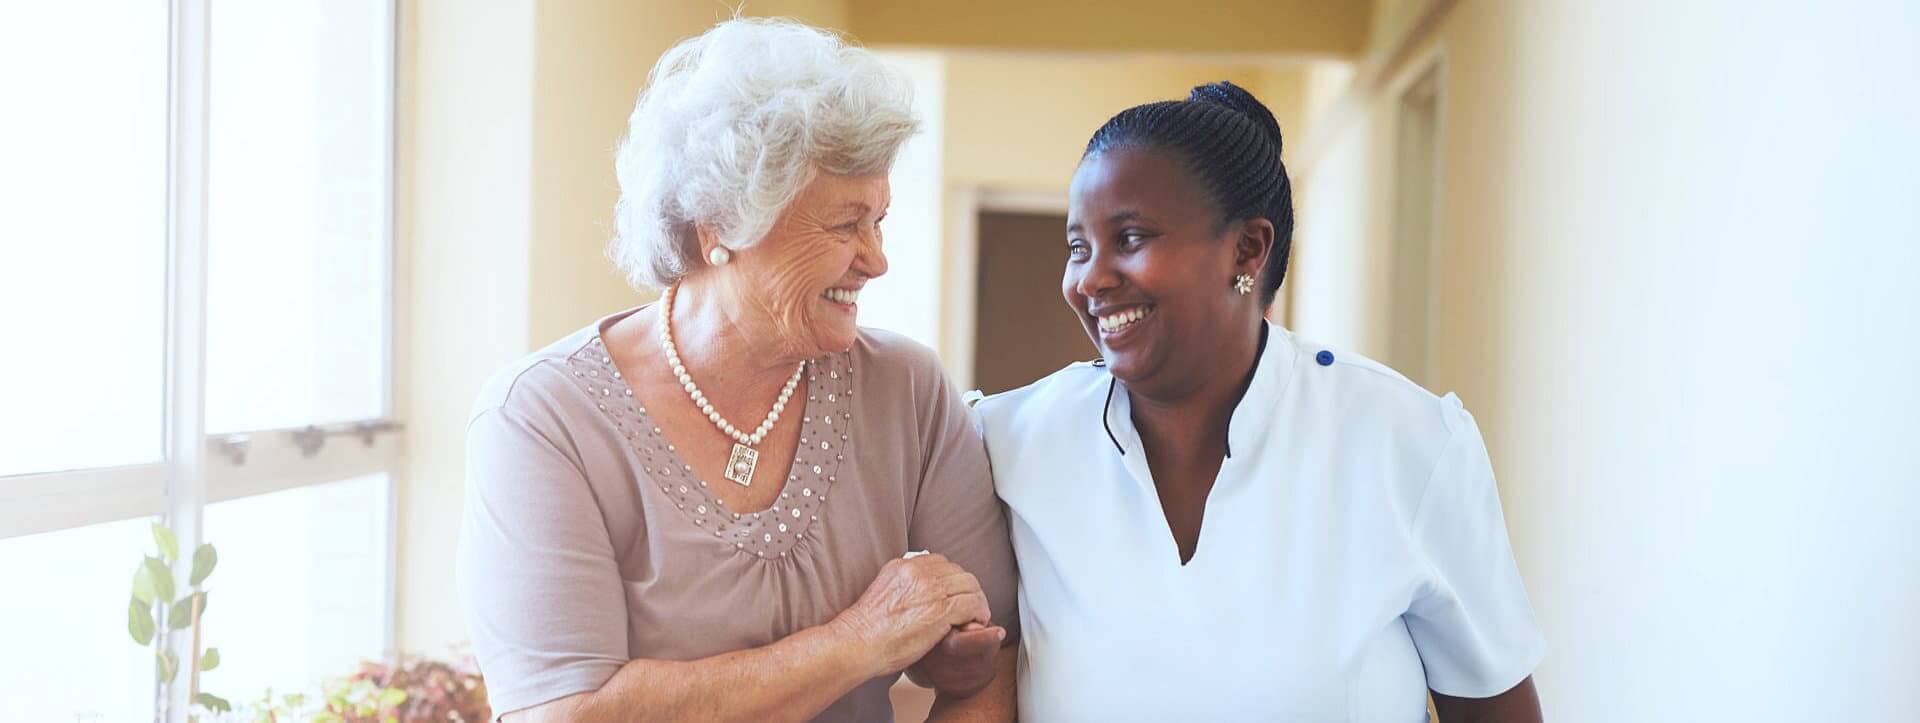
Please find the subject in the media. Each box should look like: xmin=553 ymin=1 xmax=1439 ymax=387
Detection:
xmin=456 ymin=307 xmax=1019 ymax=721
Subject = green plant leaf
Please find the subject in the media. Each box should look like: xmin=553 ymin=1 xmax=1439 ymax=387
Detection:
xmin=167 ymin=592 xmax=205 ymax=630
xmin=378 ymin=687 xmax=407 ymax=707
xmin=132 ymin=562 xmax=158 ymax=605
xmin=193 ymin=692 xmax=232 ymax=713
xmin=199 ymin=647 xmax=220 ymax=671
xmin=158 ymin=649 xmax=179 ymax=683
xmin=145 ymin=557 xmax=175 ymax=604
xmin=152 ymin=523 xmax=179 ymax=563
xmin=128 ymin=597 xmax=155 ymax=646
xmin=189 ymin=543 xmax=217 ymax=586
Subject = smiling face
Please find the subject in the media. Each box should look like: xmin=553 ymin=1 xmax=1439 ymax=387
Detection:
xmin=1064 ymin=146 xmax=1272 ymax=392
xmin=724 ymin=171 xmax=890 ymax=356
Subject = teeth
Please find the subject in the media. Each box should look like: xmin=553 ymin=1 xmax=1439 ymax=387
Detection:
xmin=824 ymin=288 xmax=859 ymax=304
xmin=1096 ymin=306 xmax=1151 ymax=333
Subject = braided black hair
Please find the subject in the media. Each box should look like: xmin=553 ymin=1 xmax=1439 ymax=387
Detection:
xmin=1083 ymin=81 xmax=1293 ymax=306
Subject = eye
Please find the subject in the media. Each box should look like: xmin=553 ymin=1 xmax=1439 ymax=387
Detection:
xmin=1120 ymin=230 xmax=1150 ymax=249
xmin=1066 ymin=239 xmax=1090 ymax=261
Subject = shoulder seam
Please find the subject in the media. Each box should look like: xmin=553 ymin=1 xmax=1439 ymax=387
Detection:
xmin=1406 ymin=415 xmax=1466 ymax=532
xmin=1330 ymin=357 xmax=1444 ymax=404
xmin=472 ymin=356 xmax=571 ymax=420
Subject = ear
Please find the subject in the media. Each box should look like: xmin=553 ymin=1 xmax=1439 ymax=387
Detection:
xmin=1232 ymin=217 xmax=1275 ymax=276
xmin=693 ymin=224 xmax=723 ymax=257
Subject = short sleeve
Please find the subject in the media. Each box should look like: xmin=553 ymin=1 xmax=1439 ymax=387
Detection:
xmin=1404 ymin=409 xmax=1546 ymax=698
xmin=906 ymin=359 xmax=1021 ymax=642
xmin=457 ymin=406 xmax=628 ymax=717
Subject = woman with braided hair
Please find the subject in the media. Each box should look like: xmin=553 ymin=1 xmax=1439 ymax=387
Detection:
xmin=973 ymin=82 xmax=1545 ymax=720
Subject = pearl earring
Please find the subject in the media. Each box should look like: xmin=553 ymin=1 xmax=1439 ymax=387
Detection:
xmin=1233 ymin=273 xmax=1255 ymax=295
xmin=707 ymin=246 xmax=732 ymax=266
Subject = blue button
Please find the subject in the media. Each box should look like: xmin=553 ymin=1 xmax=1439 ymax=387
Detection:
xmin=1316 ymin=350 xmax=1335 ymax=366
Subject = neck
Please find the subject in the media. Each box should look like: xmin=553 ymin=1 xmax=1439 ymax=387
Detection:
xmin=666 ymin=278 xmax=810 ymax=391
xmin=1127 ymin=316 xmax=1266 ymax=456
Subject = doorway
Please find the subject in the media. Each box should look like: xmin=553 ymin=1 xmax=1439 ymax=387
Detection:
xmin=971 ymin=210 xmax=1094 ymax=395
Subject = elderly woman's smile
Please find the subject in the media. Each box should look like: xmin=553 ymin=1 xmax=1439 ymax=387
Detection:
xmin=822 ymin=285 xmax=861 ymax=307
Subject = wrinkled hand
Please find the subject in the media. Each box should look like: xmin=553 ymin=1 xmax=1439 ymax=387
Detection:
xmin=831 ymin=554 xmax=992 ymax=676
xmin=907 ymin=622 xmax=1006 ymax=697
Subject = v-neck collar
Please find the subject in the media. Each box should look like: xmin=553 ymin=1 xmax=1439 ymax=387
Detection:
xmin=1101 ymin=321 xmax=1298 ymax=463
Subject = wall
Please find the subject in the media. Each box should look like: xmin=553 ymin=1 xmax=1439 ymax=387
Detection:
xmin=849 ymin=0 xmax=1368 ymax=57
xmin=394 ymin=0 xmax=537 ymax=655
xmin=857 ymin=51 xmax=946 ymax=351
xmin=941 ymin=54 xmax=1302 ymax=193
xmin=1292 ymin=0 xmax=1920 ymax=719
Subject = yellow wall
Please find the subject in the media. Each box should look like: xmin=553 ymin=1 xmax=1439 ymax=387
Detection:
xmin=942 ymin=55 xmax=1308 ymax=194
xmin=850 ymin=0 xmax=1368 ymax=57
xmin=1291 ymin=0 xmax=1920 ymax=719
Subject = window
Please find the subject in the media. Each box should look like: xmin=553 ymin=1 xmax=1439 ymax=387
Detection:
xmin=0 ymin=2 xmax=169 ymax=479
xmin=0 ymin=2 xmax=399 ymax=721
xmin=199 ymin=474 xmax=393 ymax=701
xmin=0 ymin=518 xmax=160 ymax=723
xmin=206 ymin=0 xmax=393 ymax=435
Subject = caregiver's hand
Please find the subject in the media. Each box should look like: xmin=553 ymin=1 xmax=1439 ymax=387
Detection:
xmin=908 ymin=622 xmax=1007 ymax=697
xmin=831 ymin=553 xmax=993 ymax=677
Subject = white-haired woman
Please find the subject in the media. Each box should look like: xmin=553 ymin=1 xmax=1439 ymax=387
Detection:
xmin=457 ymin=19 xmax=1017 ymax=722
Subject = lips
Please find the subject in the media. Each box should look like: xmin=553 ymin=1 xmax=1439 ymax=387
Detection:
xmin=1093 ymin=304 xmax=1154 ymax=334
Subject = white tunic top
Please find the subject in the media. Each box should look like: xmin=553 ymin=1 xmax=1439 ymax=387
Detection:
xmin=972 ymin=323 xmax=1545 ymax=722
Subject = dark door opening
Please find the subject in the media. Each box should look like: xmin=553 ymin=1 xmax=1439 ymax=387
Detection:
xmin=972 ymin=210 xmax=1095 ymax=395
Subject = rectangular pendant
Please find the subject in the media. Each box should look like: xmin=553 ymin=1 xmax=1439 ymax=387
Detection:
xmin=724 ymin=443 xmax=758 ymax=487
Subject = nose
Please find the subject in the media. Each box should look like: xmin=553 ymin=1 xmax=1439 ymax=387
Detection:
xmin=853 ymin=225 xmax=889 ymax=280
xmin=1070 ymin=246 xmax=1121 ymax=302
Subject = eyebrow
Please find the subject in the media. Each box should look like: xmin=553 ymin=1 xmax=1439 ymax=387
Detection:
xmin=1066 ymin=210 xmax=1147 ymax=234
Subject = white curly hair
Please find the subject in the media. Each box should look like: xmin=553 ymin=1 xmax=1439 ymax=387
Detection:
xmin=610 ymin=18 xmax=920 ymax=289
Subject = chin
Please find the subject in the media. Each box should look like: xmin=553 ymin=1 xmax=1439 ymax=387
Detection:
xmin=1103 ymin=354 xmax=1146 ymax=384
xmin=813 ymin=325 xmax=859 ymax=354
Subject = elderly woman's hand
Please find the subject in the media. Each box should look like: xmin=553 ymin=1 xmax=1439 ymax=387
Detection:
xmin=830 ymin=553 xmax=993 ymax=677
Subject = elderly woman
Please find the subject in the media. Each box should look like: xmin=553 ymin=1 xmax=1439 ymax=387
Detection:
xmin=456 ymin=19 xmax=1017 ymax=722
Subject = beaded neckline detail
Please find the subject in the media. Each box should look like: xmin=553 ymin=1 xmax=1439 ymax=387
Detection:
xmin=568 ymin=333 xmax=857 ymax=560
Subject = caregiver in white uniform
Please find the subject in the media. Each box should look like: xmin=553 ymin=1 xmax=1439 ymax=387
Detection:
xmin=972 ymin=82 xmax=1545 ymax=722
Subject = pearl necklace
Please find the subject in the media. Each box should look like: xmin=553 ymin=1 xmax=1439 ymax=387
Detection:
xmin=659 ymin=285 xmax=805 ymax=487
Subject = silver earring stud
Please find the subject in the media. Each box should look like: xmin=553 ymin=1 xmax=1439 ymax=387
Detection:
xmin=708 ymin=247 xmax=732 ymax=266
xmin=1233 ymin=273 xmax=1255 ymax=295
